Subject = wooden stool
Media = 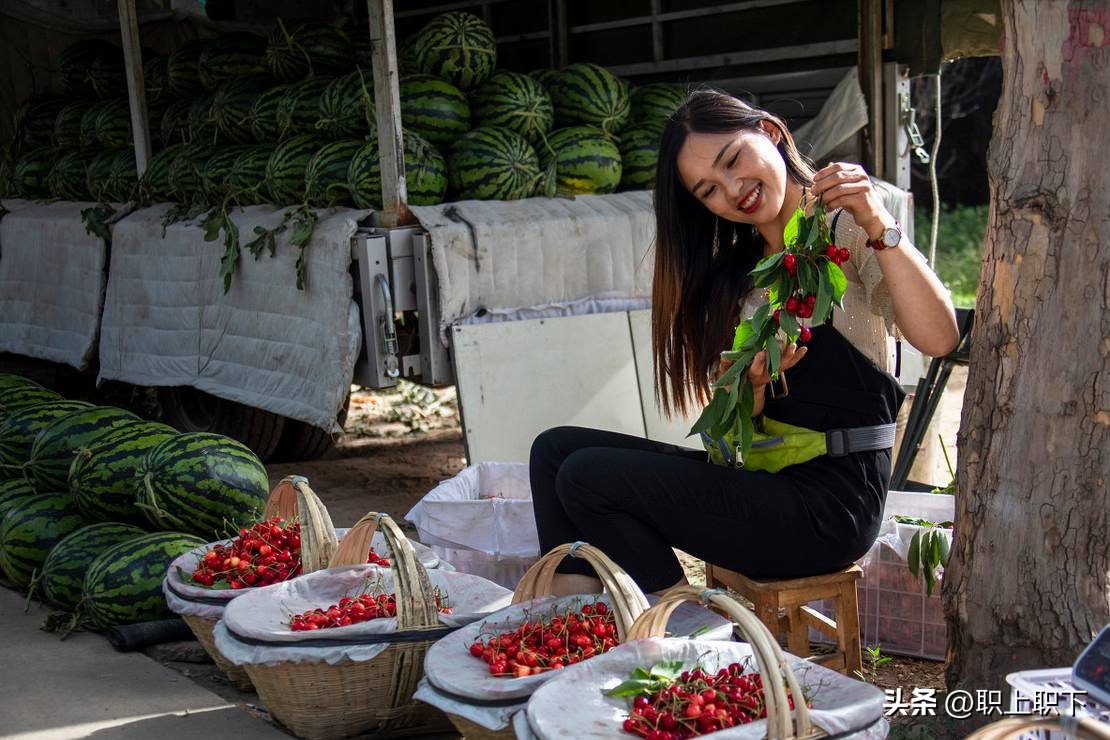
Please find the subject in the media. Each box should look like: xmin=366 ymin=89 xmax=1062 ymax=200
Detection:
xmin=704 ymin=563 xmax=863 ymax=677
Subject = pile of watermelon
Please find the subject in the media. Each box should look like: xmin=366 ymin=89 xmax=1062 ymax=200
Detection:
xmin=0 ymin=11 xmax=686 ymax=210
xmin=0 ymin=373 xmax=271 ymax=632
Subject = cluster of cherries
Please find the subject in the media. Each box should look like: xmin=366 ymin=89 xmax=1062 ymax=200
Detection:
xmin=621 ymin=663 xmax=809 ymax=739
xmin=288 ymin=589 xmax=451 ymax=631
xmin=467 ymin=601 xmax=619 ymax=678
xmin=191 ymin=518 xmax=302 ymax=588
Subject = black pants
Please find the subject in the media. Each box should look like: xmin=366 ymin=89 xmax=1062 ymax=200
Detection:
xmin=529 ymin=426 xmax=879 ymax=593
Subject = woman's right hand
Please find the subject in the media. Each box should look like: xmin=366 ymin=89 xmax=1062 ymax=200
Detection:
xmin=718 ymin=341 xmax=808 ymax=389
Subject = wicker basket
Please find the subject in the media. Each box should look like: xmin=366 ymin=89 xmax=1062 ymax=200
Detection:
xmin=441 ymin=541 xmax=651 ymax=740
xmin=180 ymin=614 xmax=253 ymax=692
xmin=242 ymin=511 xmax=453 ymax=740
xmin=962 ymin=717 xmax=1110 ymax=740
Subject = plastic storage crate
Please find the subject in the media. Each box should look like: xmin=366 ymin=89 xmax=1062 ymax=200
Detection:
xmin=1006 ymin=669 xmax=1110 ymax=740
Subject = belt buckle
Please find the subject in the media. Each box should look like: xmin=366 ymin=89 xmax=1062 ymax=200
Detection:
xmin=827 ymin=429 xmax=849 ymax=457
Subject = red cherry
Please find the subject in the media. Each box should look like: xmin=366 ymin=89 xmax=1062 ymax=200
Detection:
xmin=783 ymin=253 xmax=797 ymax=270
xmin=784 ymin=296 xmax=800 ymax=313
xmin=839 ymin=247 xmax=850 ymax=263
xmin=798 ymin=326 xmax=812 ymax=343
xmin=773 ymin=309 xmax=781 ymax=323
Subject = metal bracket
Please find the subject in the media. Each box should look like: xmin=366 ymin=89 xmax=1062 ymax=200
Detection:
xmin=374 ymin=273 xmax=400 ymax=379
xmin=899 ymin=91 xmax=931 ymax=164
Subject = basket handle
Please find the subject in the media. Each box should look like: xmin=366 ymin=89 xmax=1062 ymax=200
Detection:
xmin=263 ymin=476 xmax=299 ymax=522
xmin=963 ymin=717 xmax=1110 ymax=740
xmin=328 ymin=511 xmax=440 ymax=631
xmin=627 ymin=586 xmax=815 ymax=740
xmin=511 ymin=542 xmax=651 ymax=642
xmin=284 ymin=477 xmax=338 ymax=574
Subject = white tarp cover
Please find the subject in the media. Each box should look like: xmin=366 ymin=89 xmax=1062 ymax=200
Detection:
xmin=0 ymin=199 xmax=109 ymax=370
xmin=408 ymin=192 xmax=656 ymax=345
xmin=515 ymin=637 xmax=888 ymax=740
xmin=97 ymin=205 xmax=363 ymax=432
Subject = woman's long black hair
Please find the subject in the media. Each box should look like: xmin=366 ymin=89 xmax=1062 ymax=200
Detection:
xmin=651 ymin=90 xmax=816 ymax=417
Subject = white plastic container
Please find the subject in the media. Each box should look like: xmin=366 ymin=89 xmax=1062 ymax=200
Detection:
xmin=1006 ymin=668 xmax=1110 ymax=740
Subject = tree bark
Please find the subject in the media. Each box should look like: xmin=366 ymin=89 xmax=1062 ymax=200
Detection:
xmin=945 ymin=0 xmax=1110 ymax=711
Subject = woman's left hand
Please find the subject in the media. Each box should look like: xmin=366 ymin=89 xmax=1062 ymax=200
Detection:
xmin=810 ymin=162 xmax=891 ymax=240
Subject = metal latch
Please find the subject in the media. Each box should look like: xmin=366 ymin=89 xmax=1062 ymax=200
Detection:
xmin=374 ymin=274 xmax=400 ymax=378
xmin=899 ymin=91 xmax=931 ymax=164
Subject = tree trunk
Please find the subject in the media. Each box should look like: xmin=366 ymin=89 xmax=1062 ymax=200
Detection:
xmin=945 ymin=0 xmax=1110 ymax=709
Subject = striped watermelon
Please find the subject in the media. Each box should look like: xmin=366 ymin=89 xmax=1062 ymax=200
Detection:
xmin=167 ymin=39 xmax=210 ymax=98
xmin=0 ymin=478 xmax=38 ymax=518
xmin=71 ymin=420 xmax=176 ymax=525
xmin=104 ymin=148 xmax=139 ymax=203
xmin=413 ymin=11 xmax=496 ymax=91
xmin=541 ymin=126 xmax=623 ymax=195
xmin=226 ymin=146 xmax=276 ymax=204
xmin=550 ymin=63 xmax=630 ymax=135
xmin=471 ymin=71 xmax=554 ymax=146
xmin=265 ymin=134 xmax=323 ymax=204
xmin=48 ymin=152 xmax=93 ymax=202
xmin=135 ymin=433 xmax=269 ymax=539
xmin=93 ymin=98 xmax=132 ymax=148
xmin=618 ymin=124 xmax=662 ymax=190
xmin=630 ymin=83 xmax=685 ymax=125
xmin=248 ymin=85 xmax=289 ymax=143
xmin=83 ymin=531 xmax=206 ymax=629
xmin=187 ymin=93 xmax=218 ymax=145
xmin=168 ymin=146 xmax=212 ymax=204
xmin=199 ymin=33 xmax=268 ymax=90
xmin=88 ymin=47 xmax=126 ymax=99
xmin=54 ymin=101 xmax=95 ymax=149
xmin=448 ymin=127 xmax=540 ymax=201
xmin=304 ymin=139 xmax=362 ymax=207
xmin=144 ymin=55 xmax=172 ymax=103
xmin=0 ymin=154 xmax=16 ymax=198
xmin=202 ymin=145 xmax=253 ymax=202
xmin=529 ymin=68 xmax=563 ymax=93
xmin=317 ymin=69 xmax=375 ymax=139
xmin=86 ymin=149 xmax=117 ymax=202
xmin=276 ymin=76 xmax=331 ymax=138
xmin=210 ymin=75 xmax=273 ymax=144
xmin=265 ymin=19 xmax=353 ymax=82
xmin=0 ymin=375 xmax=40 ymax=394
xmin=396 ymin=33 xmax=423 ymax=76
xmin=348 ymin=27 xmax=374 ymax=71
xmin=80 ymin=100 xmax=113 ymax=148
xmin=0 ymin=387 xmax=62 ymax=429
xmin=14 ymin=95 xmax=67 ymax=148
xmin=140 ymin=143 xmax=195 ymax=202
xmin=40 ymin=522 xmax=146 ymax=609
xmin=26 ymin=407 xmax=140 ymax=494
xmin=60 ymin=40 xmax=117 ymax=98
xmin=0 ymin=493 xmax=91 ymax=589
xmin=0 ymin=401 xmax=91 ymax=480
xmin=348 ymin=131 xmax=447 ymax=210
xmin=400 ymin=74 xmax=469 ymax=149
xmin=160 ymin=99 xmax=193 ymax=146
xmin=13 ymin=147 xmax=57 ymax=199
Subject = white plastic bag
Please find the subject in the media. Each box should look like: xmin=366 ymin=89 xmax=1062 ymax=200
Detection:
xmin=516 ymin=638 xmax=889 ymax=740
xmin=406 ymin=462 xmax=540 ymax=588
xmin=213 ymin=563 xmax=512 ymax=667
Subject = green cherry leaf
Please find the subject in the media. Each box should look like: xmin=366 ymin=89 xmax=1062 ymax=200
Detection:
xmin=732 ymin=320 xmax=756 ymax=351
xmin=779 ymin=310 xmax=799 ymax=337
xmin=751 ymin=250 xmax=786 ymax=276
xmin=908 ymin=531 xmax=921 ymax=579
xmin=813 ymin=267 xmax=833 ymax=324
xmin=783 ymin=206 xmax=805 ymax=247
xmin=826 ymin=260 xmax=848 ymax=302
xmin=766 ymin=335 xmax=781 ymax=376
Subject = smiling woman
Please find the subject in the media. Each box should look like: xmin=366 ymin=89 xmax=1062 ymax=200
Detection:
xmin=529 ymin=90 xmax=958 ymax=597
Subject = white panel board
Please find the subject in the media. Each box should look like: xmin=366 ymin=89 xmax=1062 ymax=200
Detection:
xmin=627 ymin=309 xmax=702 ymax=450
xmin=452 ymin=314 xmax=646 ymax=464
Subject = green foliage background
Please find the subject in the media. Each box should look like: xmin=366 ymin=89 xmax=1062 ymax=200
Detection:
xmin=913 ymin=204 xmax=988 ymax=309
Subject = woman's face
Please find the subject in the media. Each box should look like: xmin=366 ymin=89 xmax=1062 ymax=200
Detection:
xmin=675 ymin=122 xmax=788 ymax=224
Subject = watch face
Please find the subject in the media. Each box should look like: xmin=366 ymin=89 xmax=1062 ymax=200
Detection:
xmin=882 ymin=227 xmax=901 ymax=247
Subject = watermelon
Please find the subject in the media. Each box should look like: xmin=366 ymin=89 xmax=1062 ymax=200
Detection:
xmin=618 ymin=124 xmax=662 ymax=191
xmin=168 ymin=146 xmax=213 ymax=204
xmin=0 ymin=478 xmax=38 ymax=518
xmin=348 ymin=27 xmax=374 ymax=71
xmin=226 ymin=146 xmax=276 ymax=204
xmin=140 ymin=143 xmax=196 ymax=202
xmin=529 ymin=68 xmax=562 ymax=93
xmin=210 ymin=75 xmax=273 ymax=144
xmin=199 ymin=33 xmax=269 ymax=91
xmin=104 ymin=148 xmax=139 ymax=203
xmin=0 ymin=153 xmax=16 ymax=198
xmin=202 ymin=145 xmax=253 ymax=202
xmin=0 ymin=493 xmax=91 ymax=589
xmin=0 ymin=375 xmax=40 ymax=394
xmin=448 ymin=127 xmax=540 ymax=201
xmin=88 ymin=46 xmax=126 ymax=99
xmin=48 ymin=152 xmax=93 ymax=202
xmin=0 ymin=387 xmax=62 ymax=429
xmin=160 ymin=99 xmax=193 ymax=146
xmin=26 ymin=407 xmax=140 ymax=494
xmin=80 ymin=99 xmax=112 ymax=148
xmin=54 ymin=101 xmax=95 ymax=149
xmin=248 ymin=84 xmax=289 ymax=143
xmin=0 ymin=401 xmax=91 ymax=480
xmin=70 ymin=420 xmax=176 ymax=525
xmin=396 ymin=32 xmax=423 ymax=76
xmin=413 ymin=11 xmax=496 ymax=91
xmin=317 ymin=69 xmax=375 ymax=139
xmin=93 ymin=98 xmax=132 ymax=148
xmin=83 ymin=531 xmax=206 ymax=629
xmin=60 ymin=40 xmax=117 ymax=98
xmin=304 ymin=139 xmax=362 ymax=207
xmin=86 ymin=148 xmax=119 ymax=202
xmin=40 ymin=522 xmax=146 ymax=609
xmin=265 ymin=19 xmax=353 ymax=82
xmin=12 ymin=147 xmax=57 ymax=199
xmin=187 ymin=93 xmax=218 ymax=145
xmin=630 ymin=83 xmax=685 ymax=125
xmin=144 ymin=55 xmax=172 ymax=103
xmin=135 ymin=433 xmax=269 ymax=539
xmin=167 ymin=39 xmax=210 ymax=98
xmin=348 ymin=131 xmax=447 ymax=210
xmin=549 ymin=63 xmax=630 ymax=135
xmin=265 ymin=134 xmax=323 ymax=204
xmin=400 ymin=74 xmax=469 ymax=150
xmin=13 ymin=95 xmax=67 ymax=148
xmin=541 ymin=126 xmax=623 ymax=195
xmin=471 ymin=71 xmax=554 ymax=146
xmin=276 ymin=77 xmax=331 ymax=138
